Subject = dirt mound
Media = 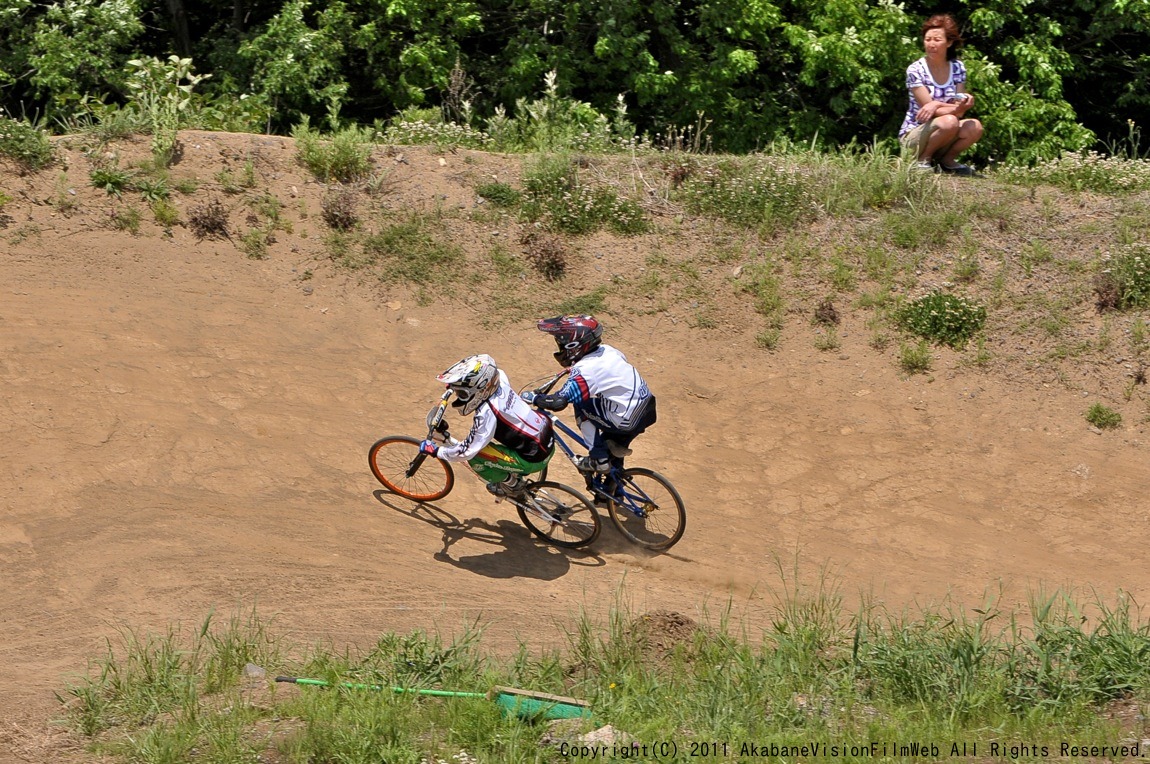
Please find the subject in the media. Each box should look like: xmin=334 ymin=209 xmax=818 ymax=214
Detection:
xmin=1 ymin=131 xmax=1147 ymax=761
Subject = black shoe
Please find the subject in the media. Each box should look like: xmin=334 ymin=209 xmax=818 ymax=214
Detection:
xmin=939 ymin=163 xmax=975 ymax=177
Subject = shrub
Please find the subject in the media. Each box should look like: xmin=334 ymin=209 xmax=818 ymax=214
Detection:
xmin=897 ymin=291 xmax=987 ymax=349
xmin=125 ymin=56 xmax=209 ymax=167
xmin=1084 ymin=403 xmax=1122 ymax=430
xmin=0 ymin=117 xmax=55 ymax=171
xmin=188 ymin=198 xmax=229 ymax=240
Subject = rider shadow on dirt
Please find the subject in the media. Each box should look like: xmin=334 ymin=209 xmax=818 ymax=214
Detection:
xmin=373 ymin=490 xmax=605 ymax=580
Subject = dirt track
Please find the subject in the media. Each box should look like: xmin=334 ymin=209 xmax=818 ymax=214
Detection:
xmin=1 ymin=136 xmax=1148 ymax=760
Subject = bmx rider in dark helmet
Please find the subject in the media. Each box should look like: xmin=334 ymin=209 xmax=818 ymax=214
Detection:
xmin=522 ymin=315 xmax=657 ymax=486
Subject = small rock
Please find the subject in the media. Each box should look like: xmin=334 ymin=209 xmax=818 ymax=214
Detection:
xmin=302 ymin=286 xmax=314 ymax=295
xmin=243 ymin=663 xmax=266 ymax=679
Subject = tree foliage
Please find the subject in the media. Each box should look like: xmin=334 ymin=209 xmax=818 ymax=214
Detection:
xmin=0 ymin=0 xmax=1146 ymax=161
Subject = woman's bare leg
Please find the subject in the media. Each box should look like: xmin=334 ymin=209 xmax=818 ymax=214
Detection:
xmin=937 ymin=119 xmax=984 ymax=167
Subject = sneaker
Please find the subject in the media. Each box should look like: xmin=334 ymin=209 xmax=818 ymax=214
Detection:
xmin=939 ymin=163 xmax=975 ymax=177
xmin=485 ymin=475 xmax=526 ymax=499
xmin=911 ymin=160 xmax=935 ymax=172
xmin=576 ymin=455 xmax=612 ymax=474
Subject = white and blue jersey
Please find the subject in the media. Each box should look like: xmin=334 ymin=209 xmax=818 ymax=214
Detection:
xmin=557 ymin=344 xmax=653 ymax=432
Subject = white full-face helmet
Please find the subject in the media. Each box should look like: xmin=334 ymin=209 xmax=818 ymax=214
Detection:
xmin=437 ymin=354 xmax=500 ymax=415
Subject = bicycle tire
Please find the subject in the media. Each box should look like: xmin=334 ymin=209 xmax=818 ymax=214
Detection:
xmin=607 ymin=468 xmax=686 ymax=551
xmin=514 ymin=481 xmax=601 ymax=549
xmin=368 ymin=435 xmax=454 ymax=502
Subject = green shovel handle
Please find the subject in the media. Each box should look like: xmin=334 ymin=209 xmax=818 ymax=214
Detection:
xmin=275 ymin=676 xmax=487 ymax=699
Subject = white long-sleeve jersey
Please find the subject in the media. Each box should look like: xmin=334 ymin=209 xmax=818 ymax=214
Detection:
xmin=437 ymin=370 xmax=553 ymax=463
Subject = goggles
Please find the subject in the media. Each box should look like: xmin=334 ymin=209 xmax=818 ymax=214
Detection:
xmin=450 ymin=385 xmax=475 ymax=402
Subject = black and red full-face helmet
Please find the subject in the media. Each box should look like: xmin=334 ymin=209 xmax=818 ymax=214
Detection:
xmin=537 ymin=315 xmax=603 ymax=367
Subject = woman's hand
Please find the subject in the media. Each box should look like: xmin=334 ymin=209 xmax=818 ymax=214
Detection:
xmin=915 ymin=99 xmax=943 ymax=123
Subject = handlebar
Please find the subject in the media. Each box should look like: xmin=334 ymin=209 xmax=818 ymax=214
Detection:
xmin=534 ymin=369 xmax=569 ymax=396
xmin=424 ymin=388 xmax=453 ymax=439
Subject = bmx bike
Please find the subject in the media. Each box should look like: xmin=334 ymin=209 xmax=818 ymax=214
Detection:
xmin=522 ymin=371 xmax=686 ymax=551
xmin=368 ymin=390 xmax=601 ymax=549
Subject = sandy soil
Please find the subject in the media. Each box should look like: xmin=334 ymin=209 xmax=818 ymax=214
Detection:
xmin=1 ymin=132 xmax=1147 ymax=761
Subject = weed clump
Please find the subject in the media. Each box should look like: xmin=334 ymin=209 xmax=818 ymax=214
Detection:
xmin=899 ymin=340 xmax=933 ymax=374
xmin=896 ymin=291 xmax=986 ymax=349
xmin=188 ymin=198 xmax=229 ymax=240
xmin=519 ymin=229 xmax=567 ymax=281
xmin=109 ymin=206 xmax=142 ymax=235
xmin=321 ymin=188 xmax=360 ymax=230
xmin=814 ymin=297 xmax=840 ymax=326
xmin=1084 ymin=403 xmax=1122 ymax=429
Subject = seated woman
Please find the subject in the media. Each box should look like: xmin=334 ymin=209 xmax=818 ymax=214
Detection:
xmin=898 ymin=13 xmax=984 ymax=176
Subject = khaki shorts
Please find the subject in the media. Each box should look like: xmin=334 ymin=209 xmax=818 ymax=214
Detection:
xmin=900 ymin=120 xmax=937 ymax=154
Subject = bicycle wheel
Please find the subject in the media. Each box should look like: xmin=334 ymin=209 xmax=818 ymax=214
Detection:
xmin=607 ymin=468 xmax=686 ymax=551
xmin=515 ymin=481 xmax=600 ymax=549
xmin=368 ymin=436 xmax=454 ymax=502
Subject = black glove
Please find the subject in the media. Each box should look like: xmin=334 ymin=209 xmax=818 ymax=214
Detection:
xmin=534 ymin=393 xmax=569 ymax=411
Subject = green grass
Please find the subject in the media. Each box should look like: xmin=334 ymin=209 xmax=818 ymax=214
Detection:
xmin=678 ymin=155 xmax=818 ymax=232
xmin=59 ymin=584 xmax=1150 ymax=764
xmin=359 ymin=212 xmax=464 ymax=286
xmin=110 ymin=206 xmax=142 ymax=234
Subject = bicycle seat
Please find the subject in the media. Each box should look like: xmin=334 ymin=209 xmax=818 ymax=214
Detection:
xmin=606 ymin=440 xmax=632 ymax=458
